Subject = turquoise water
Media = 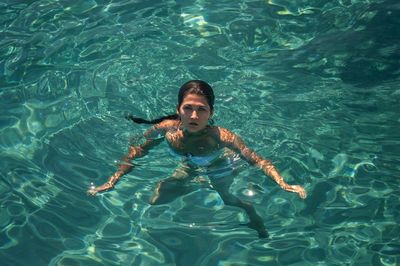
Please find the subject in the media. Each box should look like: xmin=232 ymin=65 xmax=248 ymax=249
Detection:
xmin=1 ymin=0 xmax=400 ymax=265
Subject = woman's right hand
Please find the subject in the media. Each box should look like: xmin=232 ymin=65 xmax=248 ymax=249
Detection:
xmin=87 ymin=183 xmax=112 ymax=196
xmin=87 ymin=186 xmax=100 ymax=196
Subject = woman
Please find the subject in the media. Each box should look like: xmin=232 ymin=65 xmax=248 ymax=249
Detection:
xmin=88 ymin=80 xmax=307 ymax=238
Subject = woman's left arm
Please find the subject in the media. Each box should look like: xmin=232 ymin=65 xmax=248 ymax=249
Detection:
xmin=219 ymin=127 xmax=307 ymax=199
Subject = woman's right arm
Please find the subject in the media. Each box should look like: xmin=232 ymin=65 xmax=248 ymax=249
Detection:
xmin=87 ymin=122 xmax=170 ymax=196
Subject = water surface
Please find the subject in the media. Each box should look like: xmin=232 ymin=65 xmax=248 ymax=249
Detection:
xmin=1 ymin=0 xmax=399 ymax=265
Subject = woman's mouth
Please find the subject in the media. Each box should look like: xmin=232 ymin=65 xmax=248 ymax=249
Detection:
xmin=189 ymin=122 xmax=198 ymax=126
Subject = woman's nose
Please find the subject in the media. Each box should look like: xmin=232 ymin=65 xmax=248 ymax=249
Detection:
xmin=190 ymin=110 xmax=198 ymax=119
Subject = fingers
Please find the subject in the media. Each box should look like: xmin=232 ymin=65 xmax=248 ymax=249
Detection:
xmin=87 ymin=188 xmax=98 ymax=196
xmin=87 ymin=182 xmax=113 ymax=196
xmin=298 ymin=187 xmax=307 ymax=199
xmin=294 ymin=185 xmax=307 ymax=199
xmin=286 ymin=185 xmax=307 ymax=199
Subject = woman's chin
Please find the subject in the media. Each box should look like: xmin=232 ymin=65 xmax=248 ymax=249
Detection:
xmin=187 ymin=127 xmax=200 ymax=133
xmin=185 ymin=125 xmax=206 ymax=133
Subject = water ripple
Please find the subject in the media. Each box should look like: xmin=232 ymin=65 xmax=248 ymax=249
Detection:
xmin=1 ymin=0 xmax=399 ymax=265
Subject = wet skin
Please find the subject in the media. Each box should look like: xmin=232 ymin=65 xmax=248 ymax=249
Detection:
xmin=88 ymin=93 xmax=307 ymax=238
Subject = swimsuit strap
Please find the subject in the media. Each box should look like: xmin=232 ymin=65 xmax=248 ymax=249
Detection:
xmin=187 ymin=151 xmax=221 ymax=167
xmin=168 ymin=147 xmax=222 ymax=167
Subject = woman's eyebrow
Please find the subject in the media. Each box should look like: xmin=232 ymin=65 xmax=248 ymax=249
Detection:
xmin=183 ymin=103 xmax=208 ymax=108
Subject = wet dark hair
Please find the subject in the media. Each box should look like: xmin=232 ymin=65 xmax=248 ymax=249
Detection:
xmin=126 ymin=80 xmax=215 ymax=124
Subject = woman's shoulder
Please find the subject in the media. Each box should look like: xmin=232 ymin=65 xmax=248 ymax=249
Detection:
xmin=144 ymin=119 xmax=179 ymax=139
xmin=155 ymin=119 xmax=180 ymax=130
xmin=210 ymin=126 xmax=237 ymax=143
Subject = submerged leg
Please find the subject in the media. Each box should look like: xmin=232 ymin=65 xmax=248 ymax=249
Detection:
xmin=149 ymin=166 xmax=196 ymax=205
xmin=210 ymin=178 xmax=269 ymax=238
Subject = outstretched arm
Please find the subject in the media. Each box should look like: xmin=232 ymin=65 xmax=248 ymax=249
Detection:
xmin=219 ymin=127 xmax=307 ymax=199
xmin=88 ymin=123 xmax=166 ymax=196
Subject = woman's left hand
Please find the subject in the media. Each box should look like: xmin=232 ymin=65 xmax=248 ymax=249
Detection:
xmin=284 ymin=185 xmax=307 ymax=199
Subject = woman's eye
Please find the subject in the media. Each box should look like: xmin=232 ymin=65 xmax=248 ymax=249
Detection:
xmin=183 ymin=106 xmax=192 ymax=110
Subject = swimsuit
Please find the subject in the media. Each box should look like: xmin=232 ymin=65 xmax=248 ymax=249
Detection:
xmin=168 ymin=148 xmax=222 ymax=167
xmin=168 ymin=147 xmax=243 ymax=178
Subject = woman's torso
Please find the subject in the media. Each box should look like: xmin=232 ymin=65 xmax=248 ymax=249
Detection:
xmin=157 ymin=120 xmax=243 ymax=177
xmin=164 ymin=123 xmax=221 ymax=155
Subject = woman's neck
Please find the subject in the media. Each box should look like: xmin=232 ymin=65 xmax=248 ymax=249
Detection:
xmin=182 ymin=125 xmax=210 ymax=138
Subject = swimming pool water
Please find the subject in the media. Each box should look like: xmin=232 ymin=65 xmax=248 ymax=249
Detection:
xmin=1 ymin=0 xmax=399 ymax=265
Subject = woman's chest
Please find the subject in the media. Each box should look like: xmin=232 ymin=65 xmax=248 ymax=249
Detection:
xmin=165 ymin=131 xmax=220 ymax=155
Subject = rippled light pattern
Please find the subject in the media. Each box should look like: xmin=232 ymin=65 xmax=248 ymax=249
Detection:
xmin=1 ymin=0 xmax=399 ymax=265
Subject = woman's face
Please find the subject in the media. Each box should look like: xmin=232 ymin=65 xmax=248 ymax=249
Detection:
xmin=178 ymin=93 xmax=212 ymax=133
